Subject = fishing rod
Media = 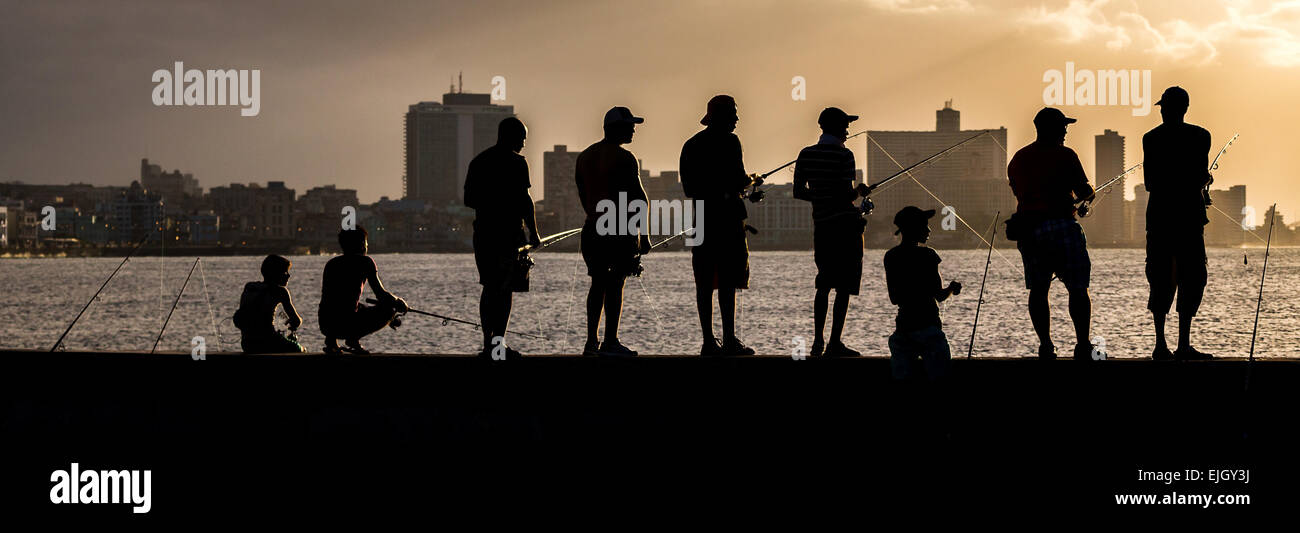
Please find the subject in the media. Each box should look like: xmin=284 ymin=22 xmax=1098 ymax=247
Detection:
xmin=365 ymin=298 xmax=547 ymax=340
xmin=859 ymin=131 xmax=992 ymax=218
xmin=865 ymin=131 xmax=1023 ymax=276
xmin=1247 ymin=203 xmax=1277 ymax=362
xmin=745 ymin=131 xmax=868 ymax=203
xmin=151 ymin=257 xmax=200 ymax=354
xmin=967 ymin=212 xmax=998 ymax=359
xmin=1075 ymin=163 xmax=1143 ymax=216
xmin=517 ymin=227 xmax=582 ymax=254
xmin=650 ymin=224 xmax=758 ymax=250
xmin=1205 ymin=133 xmax=1240 ymax=206
xmin=50 ymin=234 xmax=151 ymax=352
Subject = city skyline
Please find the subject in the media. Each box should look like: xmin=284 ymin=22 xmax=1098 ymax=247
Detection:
xmin=2 ymin=1 xmax=1298 ymax=221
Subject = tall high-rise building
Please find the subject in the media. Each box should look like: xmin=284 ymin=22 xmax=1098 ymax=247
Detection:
xmin=403 ymin=81 xmax=515 ymax=208
xmin=1086 ymin=129 xmax=1127 ymax=245
xmin=540 ymin=145 xmax=583 ymax=231
xmin=866 ymin=102 xmax=1010 ymax=247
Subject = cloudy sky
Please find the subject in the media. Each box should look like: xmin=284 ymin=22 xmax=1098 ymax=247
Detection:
xmin=3 ymin=0 xmax=1299 ymax=220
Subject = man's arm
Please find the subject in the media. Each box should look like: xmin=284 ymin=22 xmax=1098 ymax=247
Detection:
xmin=730 ymin=136 xmax=753 ymax=193
xmin=1067 ymin=150 xmax=1095 ymax=201
xmin=367 ymin=264 xmax=407 ymax=312
xmin=279 ymin=287 xmax=302 ymax=330
xmin=522 ymin=190 xmax=541 ymax=246
xmin=1197 ymin=128 xmax=1212 ymax=188
xmin=463 ymin=159 xmax=479 ymax=209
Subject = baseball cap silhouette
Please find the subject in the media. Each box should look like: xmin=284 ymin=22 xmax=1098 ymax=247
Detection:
xmin=818 ymin=107 xmax=859 ymax=128
xmin=1155 ymin=86 xmax=1189 ymax=108
xmin=604 ymin=106 xmax=645 ymax=127
xmin=893 ymin=206 xmax=936 ymax=235
xmin=1033 ymin=107 xmax=1077 ymax=128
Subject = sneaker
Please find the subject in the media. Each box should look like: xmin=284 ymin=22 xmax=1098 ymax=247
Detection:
xmin=700 ymin=338 xmax=724 ymax=357
xmin=598 ymin=340 xmax=638 ymax=357
xmin=1073 ymin=343 xmax=1101 ymax=361
xmin=810 ymin=339 xmax=825 ymax=358
xmin=823 ymin=341 xmax=861 ymax=358
xmin=1037 ymin=344 xmax=1057 ymax=360
xmin=582 ymin=340 xmax=601 ymax=357
xmin=343 ymin=339 xmax=370 ymax=355
xmin=1175 ymin=347 xmax=1214 ymax=361
xmin=721 ymin=338 xmax=756 ymax=356
xmin=1152 ymin=345 xmax=1175 ymax=361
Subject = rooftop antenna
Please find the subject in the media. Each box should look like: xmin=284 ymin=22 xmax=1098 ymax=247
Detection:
xmin=458 ymin=71 xmax=463 ymax=93
xmin=449 ymin=75 xmax=454 ymax=94
xmin=944 ymin=99 xmax=953 ymax=109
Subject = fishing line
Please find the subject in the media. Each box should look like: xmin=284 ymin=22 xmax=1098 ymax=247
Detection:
xmin=197 ymin=258 xmax=221 ymax=345
xmin=1208 ymin=203 xmax=1268 ymax=245
xmin=866 ymin=133 xmax=1024 ymax=276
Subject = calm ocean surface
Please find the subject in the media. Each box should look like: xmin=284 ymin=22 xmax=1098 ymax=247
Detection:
xmin=3 ymin=249 xmax=1297 ymax=358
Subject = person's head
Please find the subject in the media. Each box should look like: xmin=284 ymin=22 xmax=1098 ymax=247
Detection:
xmin=700 ymin=95 xmax=739 ymax=132
xmin=497 ymin=117 xmax=527 ymax=153
xmin=893 ymin=206 xmax=935 ymax=244
xmin=1033 ymin=107 xmax=1076 ymax=144
xmin=603 ymin=106 xmax=644 ymax=145
xmin=817 ymin=107 xmax=858 ymax=140
xmin=1156 ymin=86 xmax=1189 ymax=124
xmin=260 ymin=254 xmax=292 ymax=286
xmin=338 ymin=226 xmax=369 ymax=255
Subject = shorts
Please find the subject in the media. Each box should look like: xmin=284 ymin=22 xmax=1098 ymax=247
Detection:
xmin=813 ymin=216 xmax=865 ymax=295
xmin=889 ymin=326 xmax=951 ymax=381
xmin=1016 ymin=218 xmax=1090 ymax=290
xmin=240 ymin=331 xmax=304 ymax=354
xmin=580 ymin=222 xmax=641 ymax=278
xmin=474 ymin=231 xmax=529 ymax=293
xmin=1145 ymin=231 xmax=1207 ymax=313
xmin=690 ymin=218 xmax=749 ymax=290
xmin=320 ymin=303 xmax=399 ymax=341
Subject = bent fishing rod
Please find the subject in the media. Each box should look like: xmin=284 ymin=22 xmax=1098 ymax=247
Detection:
xmin=51 ymin=233 xmax=151 ymax=352
xmin=967 ymin=212 xmax=998 ymax=359
xmin=365 ymin=298 xmax=547 ymax=340
xmin=1205 ymin=133 xmax=1240 ymax=206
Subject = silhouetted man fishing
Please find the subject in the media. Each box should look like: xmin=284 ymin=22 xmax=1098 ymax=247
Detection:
xmin=464 ymin=117 xmax=542 ymax=360
xmin=1143 ymin=86 xmax=1213 ymax=361
xmin=1007 ymin=108 xmax=1100 ymax=360
xmin=575 ymin=106 xmax=651 ymax=357
xmin=794 ymin=107 xmax=872 ymax=357
xmin=679 ymin=95 xmax=755 ymax=356
xmin=318 ymin=227 xmax=408 ymax=354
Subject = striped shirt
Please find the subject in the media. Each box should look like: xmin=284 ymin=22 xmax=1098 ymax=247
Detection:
xmin=793 ymin=136 xmax=857 ymax=222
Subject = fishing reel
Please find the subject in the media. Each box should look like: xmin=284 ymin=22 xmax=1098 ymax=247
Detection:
xmin=1203 ymin=172 xmax=1214 ymax=206
xmin=1077 ymin=201 xmax=1092 ymax=218
xmin=745 ymin=173 xmax=766 ymax=203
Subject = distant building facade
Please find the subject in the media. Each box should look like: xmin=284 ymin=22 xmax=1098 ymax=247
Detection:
xmin=866 ymin=102 xmax=1011 ymax=247
xmin=403 ymin=83 xmax=515 ymax=208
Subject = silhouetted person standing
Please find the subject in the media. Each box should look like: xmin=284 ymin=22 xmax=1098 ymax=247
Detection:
xmin=794 ymin=107 xmax=871 ymax=357
xmin=465 ymin=117 xmax=541 ymax=360
xmin=1143 ymin=86 xmax=1213 ymax=361
xmin=575 ymin=106 xmax=651 ymax=357
xmin=680 ymin=95 xmax=755 ymax=356
xmin=1008 ymin=108 xmax=1099 ymax=360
